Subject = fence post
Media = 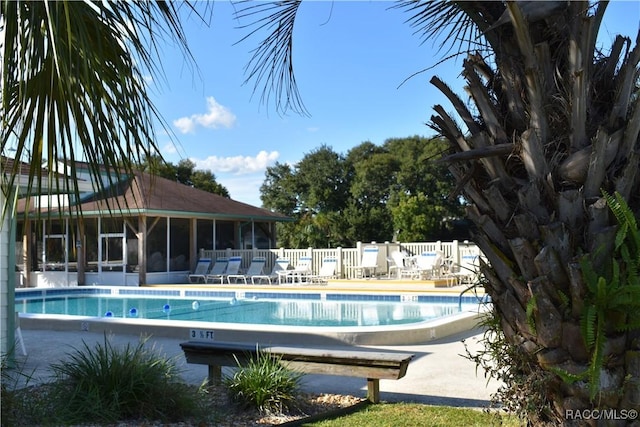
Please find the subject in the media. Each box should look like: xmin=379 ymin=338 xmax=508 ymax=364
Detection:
xmin=451 ymin=240 xmax=460 ymax=266
xmin=306 ymin=247 xmax=314 ymax=274
xmin=336 ymin=246 xmax=343 ymax=278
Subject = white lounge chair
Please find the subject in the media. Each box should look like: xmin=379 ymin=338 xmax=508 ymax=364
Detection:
xmin=227 ymin=256 xmax=266 ymax=284
xmin=203 ymin=258 xmax=229 ymax=284
xmin=207 ymin=256 xmax=242 ymax=284
xmin=305 ymin=257 xmax=338 ymax=284
xmin=188 ymin=258 xmax=211 ymax=283
xmin=414 ymin=251 xmax=443 ymax=279
xmin=251 ymin=258 xmax=290 ymax=284
xmin=389 ymin=251 xmax=419 ymax=280
xmin=349 ymin=246 xmax=379 ymax=278
xmin=277 ymin=256 xmax=312 ymax=284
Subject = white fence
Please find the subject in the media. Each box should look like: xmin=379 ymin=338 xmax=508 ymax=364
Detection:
xmin=200 ymin=240 xmax=482 ymax=279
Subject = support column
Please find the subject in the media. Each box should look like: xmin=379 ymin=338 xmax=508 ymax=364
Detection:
xmin=138 ymin=216 xmax=147 ymax=285
xmin=0 ymin=189 xmax=15 ymax=356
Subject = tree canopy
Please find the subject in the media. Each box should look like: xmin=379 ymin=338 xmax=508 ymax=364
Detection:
xmin=260 ymin=136 xmax=469 ymax=247
xmin=139 ymin=156 xmax=229 ymax=197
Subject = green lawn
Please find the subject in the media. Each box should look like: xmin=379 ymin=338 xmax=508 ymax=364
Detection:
xmin=301 ymin=403 xmax=520 ymax=427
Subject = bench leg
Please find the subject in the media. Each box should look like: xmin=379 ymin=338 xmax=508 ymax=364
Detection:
xmin=366 ymin=378 xmax=380 ymax=403
xmin=207 ymin=365 xmax=222 ymax=385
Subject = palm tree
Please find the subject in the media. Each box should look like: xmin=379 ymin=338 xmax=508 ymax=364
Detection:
xmin=1 ymin=1 xmax=196 ymax=199
xmin=235 ymin=0 xmax=640 ymax=422
xmin=0 ymin=0 xmax=196 ymax=354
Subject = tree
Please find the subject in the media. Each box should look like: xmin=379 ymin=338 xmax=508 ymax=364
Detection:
xmin=190 ymin=169 xmax=229 ymax=197
xmin=238 ymin=0 xmax=640 ymax=421
xmin=295 ymin=145 xmax=350 ymax=213
xmin=140 ymin=156 xmax=229 ymax=197
xmin=390 ymin=192 xmax=447 ymax=242
xmin=260 ymin=162 xmax=299 ymax=215
xmin=260 ymin=137 xmax=464 ymax=247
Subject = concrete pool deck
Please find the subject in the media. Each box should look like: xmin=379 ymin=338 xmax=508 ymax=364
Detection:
xmin=13 ymin=326 xmax=501 ymax=408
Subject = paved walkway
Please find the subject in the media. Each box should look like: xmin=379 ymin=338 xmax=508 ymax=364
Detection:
xmin=12 ymin=326 xmax=500 ymax=409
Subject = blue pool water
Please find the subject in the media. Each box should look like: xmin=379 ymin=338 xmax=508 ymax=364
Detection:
xmin=15 ymin=288 xmax=486 ymax=328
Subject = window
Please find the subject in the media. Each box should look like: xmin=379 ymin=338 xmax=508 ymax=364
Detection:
xmin=169 ymin=218 xmax=189 ymax=271
xmin=147 ymin=217 xmax=167 ymax=272
xmin=196 ymin=219 xmax=214 ymax=251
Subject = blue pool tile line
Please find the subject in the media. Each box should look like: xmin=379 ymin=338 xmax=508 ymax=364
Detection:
xmin=15 ymin=287 xmax=491 ymax=306
xmin=185 ymin=290 xmax=236 ymax=299
xmin=119 ymin=288 xmax=181 ymax=297
xmin=244 ymin=292 xmax=321 ymax=300
xmin=15 ymin=290 xmax=46 ymax=298
xmin=16 ymin=288 xmax=111 ymax=299
xmin=326 ymin=293 xmax=402 ymax=302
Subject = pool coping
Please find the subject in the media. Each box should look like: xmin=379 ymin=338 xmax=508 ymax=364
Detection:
xmin=16 ymin=285 xmax=489 ymax=346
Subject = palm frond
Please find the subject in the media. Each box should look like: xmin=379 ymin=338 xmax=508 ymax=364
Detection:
xmin=233 ymin=0 xmax=308 ymax=117
xmin=1 ymin=0 xmax=196 ymax=218
xmin=392 ymin=1 xmax=493 ymax=58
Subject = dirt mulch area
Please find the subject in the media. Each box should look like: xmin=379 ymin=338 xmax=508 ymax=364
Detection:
xmin=10 ymin=383 xmax=366 ymax=426
xmin=197 ymin=383 xmax=366 ymax=426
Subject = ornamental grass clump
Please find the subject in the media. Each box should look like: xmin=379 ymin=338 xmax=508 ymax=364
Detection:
xmin=47 ymin=334 xmax=205 ymax=425
xmin=224 ymin=349 xmax=303 ymax=415
xmin=1 ymin=351 xmax=43 ymax=427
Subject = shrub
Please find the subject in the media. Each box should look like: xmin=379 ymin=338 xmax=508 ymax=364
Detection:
xmin=464 ymin=304 xmax=557 ymax=424
xmin=1 ymin=352 xmax=23 ymax=426
xmin=47 ymin=333 xmax=205 ymax=424
xmin=1 ymin=350 xmax=48 ymax=426
xmin=223 ymin=349 xmax=303 ymax=414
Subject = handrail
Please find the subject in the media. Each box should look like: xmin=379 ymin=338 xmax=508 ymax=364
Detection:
xmin=458 ymin=282 xmax=489 ymax=310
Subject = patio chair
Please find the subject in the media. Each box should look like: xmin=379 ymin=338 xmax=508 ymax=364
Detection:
xmin=305 ymin=257 xmax=338 ymax=284
xmin=188 ymin=258 xmax=211 ymax=283
xmin=349 ymin=246 xmax=379 ymax=278
xmin=389 ymin=251 xmax=419 ymax=280
xmin=452 ymin=254 xmax=480 ymax=286
xmin=276 ymin=256 xmax=312 ymax=284
xmin=414 ymin=251 xmax=444 ymax=279
xmin=251 ymin=258 xmax=290 ymax=284
xmin=203 ymin=258 xmax=229 ymax=284
xmin=227 ymin=256 xmax=266 ymax=284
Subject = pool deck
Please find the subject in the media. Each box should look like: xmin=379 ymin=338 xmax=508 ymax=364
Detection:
xmin=13 ymin=326 xmax=500 ymax=409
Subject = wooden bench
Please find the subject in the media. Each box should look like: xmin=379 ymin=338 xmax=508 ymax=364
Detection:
xmin=180 ymin=341 xmax=414 ymax=403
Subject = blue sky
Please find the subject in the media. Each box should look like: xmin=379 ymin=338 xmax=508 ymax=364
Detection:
xmin=150 ymin=1 xmax=640 ymax=207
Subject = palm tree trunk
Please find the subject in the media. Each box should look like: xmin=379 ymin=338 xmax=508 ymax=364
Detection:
xmin=429 ymin=2 xmax=640 ymax=422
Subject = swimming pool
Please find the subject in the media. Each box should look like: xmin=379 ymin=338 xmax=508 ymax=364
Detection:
xmin=15 ymin=287 xmax=488 ymax=345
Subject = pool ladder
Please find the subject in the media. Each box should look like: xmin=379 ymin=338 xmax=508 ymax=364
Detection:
xmin=458 ymin=282 xmax=490 ymax=310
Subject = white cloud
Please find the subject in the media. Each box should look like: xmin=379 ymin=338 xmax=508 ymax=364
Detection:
xmin=194 ymin=150 xmax=279 ymax=175
xmin=173 ymin=97 xmax=236 ymax=134
xmin=218 ymin=175 xmax=265 ymax=206
xmin=161 ymin=142 xmax=178 ymax=155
